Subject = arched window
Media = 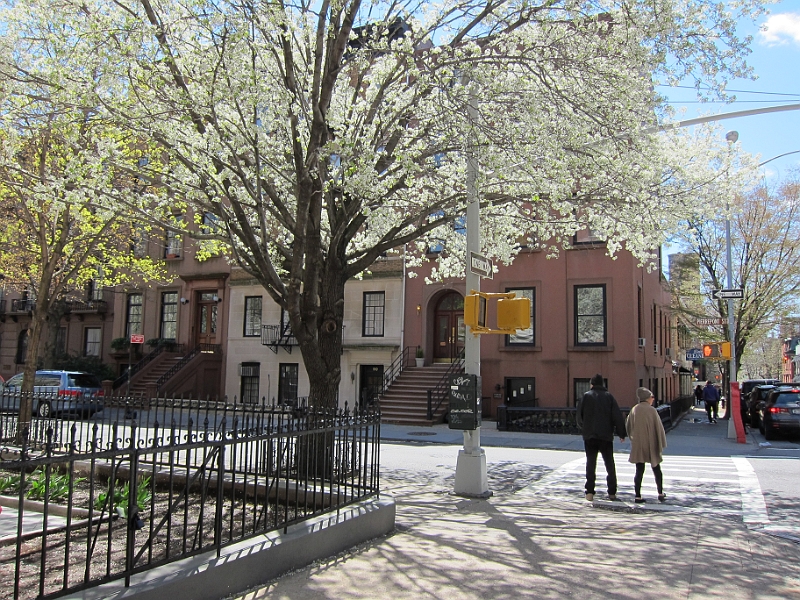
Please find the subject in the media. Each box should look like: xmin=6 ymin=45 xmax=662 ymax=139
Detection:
xmin=16 ymin=329 xmax=28 ymax=364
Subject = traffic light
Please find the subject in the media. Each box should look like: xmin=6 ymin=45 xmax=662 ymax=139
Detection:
xmin=497 ymin=297 xmax=531 ymax=331
xmin=463 ymin=294 xmax=487 ymax=329
xmin=702 ymin=342 xmax=731 ymax=359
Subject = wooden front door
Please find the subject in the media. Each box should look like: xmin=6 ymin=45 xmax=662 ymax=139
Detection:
xmin=196 ymin=292 xmax=218 ymax=346
xmin=434 ymin=291 xmax=465 ymax=362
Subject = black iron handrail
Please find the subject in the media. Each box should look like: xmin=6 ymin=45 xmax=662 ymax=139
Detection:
xmin=426 ymin=350 xmax=465 ymax=420
xmin=112 ymin=344 xmax=167 ymax=390
xmin=155 ymin=344 xmax=221 ymax=389
xmin=378 ymin=346 xmax=414 ymax=397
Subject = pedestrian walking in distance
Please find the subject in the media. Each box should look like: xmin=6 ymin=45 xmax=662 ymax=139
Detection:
xmin=576 ymin=374 xmax=626 ymax=502
xmin=626 ymin=388 xmax=667 ymax=504
xmin=702 ymin=380 xmax=720 ymax=423
xmin=694 ymin=384 xmax=703 ymax=407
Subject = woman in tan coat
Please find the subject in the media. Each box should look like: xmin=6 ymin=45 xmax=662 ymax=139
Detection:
xmin=626 ymin=387 xmax=667 ymax=503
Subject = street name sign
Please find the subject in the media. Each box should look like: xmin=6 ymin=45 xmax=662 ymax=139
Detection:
xmin=695 ymin=317 xmax=725 ymax=326
xmin=686 ymin=348 xmax=704 ymax=361
xmin=469 ymin=252 xmax=493 ymax=279
xmin=712 ymin=288 xmax=744 ymax=299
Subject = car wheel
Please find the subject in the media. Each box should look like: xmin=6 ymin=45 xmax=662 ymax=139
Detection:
xmin=750 ymin=413 xmax=760 ymax=428
xmin=759 ymin=419 xmax=765 ymax=436
xmin=764 ymin=426 xmax=777 ymax=441
xmin=37 ymin=401 xmax=51 ymax=418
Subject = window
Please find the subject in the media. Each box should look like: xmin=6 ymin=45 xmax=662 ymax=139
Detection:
xmin=244 ymin=296 xmax=262 ymax=337
xmin=55 ymin=327 xmax=67 ymax=356
xmin=132 ymin=226 xmax=148 ymax=258
xmin=16 ymin=330 xmax=28 ymax=364
xmin=160 ymin=292 xmax=178 ymax=340
xmin=506 ymin=287 xmax=535 ymax=346
xmin=574 ymin=378 xmax=592 ymax=407
xmin=362 ymin=292 xmax=385 ymax=337
xmin=278 ymin=364 xmax=299 ymax=405
xmin=574 ymin=284 xmax=606 ymax=346
xmin=240 ymin=362 xmax=260 ymax=404
xmin=84 ymin=327 xmax=101 ymax=356
xmin=126 ymin=293 xmax=143 ymax=336
xmin=165 ymin=215 xmax=183 ymax=258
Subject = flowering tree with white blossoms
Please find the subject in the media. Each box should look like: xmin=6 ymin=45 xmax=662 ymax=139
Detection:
xmin=1 ymin=0 xmax=765 ymax=409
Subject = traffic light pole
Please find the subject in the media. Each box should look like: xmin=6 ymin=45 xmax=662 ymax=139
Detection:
xmin=454 ymin=84 xmax=490 ymax=498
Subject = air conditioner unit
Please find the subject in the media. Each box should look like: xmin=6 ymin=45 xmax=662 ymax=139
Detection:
xmin=637 ymin=338 xmax=646 ymax=348
xmin=665 ymin=348 xmax=673 ymax=357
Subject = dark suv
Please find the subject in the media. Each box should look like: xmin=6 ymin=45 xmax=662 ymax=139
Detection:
xmin=759 ymin=386 xmax=800 ymax=440
xmin=747 ymin=384 xmax=780 ymax=428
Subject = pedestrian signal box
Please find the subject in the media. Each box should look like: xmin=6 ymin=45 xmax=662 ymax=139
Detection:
xmin=463 ymin=291 xmax=531 ymax=334
xmin=702 ymin=341 xmax=731 ymax=359
xmin=464 ymin=294 xmax=487 ymax=330
xmin=497 ymin=297 xmax=531 ymax=331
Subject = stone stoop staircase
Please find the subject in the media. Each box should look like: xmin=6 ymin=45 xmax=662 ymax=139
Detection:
xmin=123 ymin=354 xmax=184 ymax=396
xmin=379 ymin=363 xmax=462 ymax=426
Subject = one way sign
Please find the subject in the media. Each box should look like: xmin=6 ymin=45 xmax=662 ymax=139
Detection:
xmin=712 ymin=288 xmax=744 ymax=299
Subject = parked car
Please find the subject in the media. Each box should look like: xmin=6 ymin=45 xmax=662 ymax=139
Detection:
xmin=740 ymin=379 xmax=781 ymax=399
xmin=747 ymin=384 xmax=779 ymax=428
xmin=759 ymin=386 xmax=800 ymax=440
xmin=1 ymin=370 xmax=104 ymax=417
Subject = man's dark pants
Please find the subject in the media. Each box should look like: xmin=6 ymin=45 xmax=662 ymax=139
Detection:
xmin=583 ymin=437 xmax=617 ymax=495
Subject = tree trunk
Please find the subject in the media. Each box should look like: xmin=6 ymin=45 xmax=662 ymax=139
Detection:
xmin=41 ymin=300 xmax=67 ymax=368
xmin=16 ymin=306 xmax=47 ymax=443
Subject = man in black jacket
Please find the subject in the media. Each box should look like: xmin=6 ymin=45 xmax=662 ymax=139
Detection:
xmin=576 ymin=374 xmax=627 ymax=502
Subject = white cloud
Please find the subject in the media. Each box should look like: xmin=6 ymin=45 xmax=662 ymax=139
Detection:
xmin=759 ymin=12 xmax=800 ymax=46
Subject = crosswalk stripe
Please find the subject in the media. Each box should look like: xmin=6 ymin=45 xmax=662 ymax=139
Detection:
xmin=732 ymin=456 xmax=770 ymax=526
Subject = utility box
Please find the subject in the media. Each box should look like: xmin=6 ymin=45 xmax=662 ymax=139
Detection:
xmin=448 ymin=374 xmax=482 ymax=430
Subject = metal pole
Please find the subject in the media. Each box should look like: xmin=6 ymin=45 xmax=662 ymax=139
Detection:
xmin=454 ymin=83 xmax=490 ymax=497
xmin=724 ymin=131 xmax=738 ymax=434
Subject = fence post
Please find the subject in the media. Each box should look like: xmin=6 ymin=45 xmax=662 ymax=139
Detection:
xmin=125 ymin=423 xmax=139 ymax=588
xmin=427 ymin=389 xmax=432 ymax=421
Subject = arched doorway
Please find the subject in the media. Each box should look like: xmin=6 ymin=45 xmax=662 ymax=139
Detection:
xmin=434 ymin=291 xmax=464 ymax=362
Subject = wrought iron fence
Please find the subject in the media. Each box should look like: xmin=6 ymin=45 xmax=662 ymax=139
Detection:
xmin=496 ymin=396 xmax=693 ymax=433
xmin=0 ymin=393 xmax=381 ymax=600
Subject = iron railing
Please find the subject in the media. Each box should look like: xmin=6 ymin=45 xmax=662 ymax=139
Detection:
xmin=378 ymin=346 xmax=415 ymax=398
xmin=426 ymin=350 xmax=465 ymax=421
xmin=154 ymin=344 xmax=221 ymax=389
xmin=261 ymin=324 xmax=298 ymax=353
xmin=111 ymin=343 xmax=186 ymax=391
xmin=10 ymin=299 xmax=35 ymax=313
xmin=496 ymin=396 xmax=693 ymax=433
xmin=0 ymin=393 xmax=380 ymax=600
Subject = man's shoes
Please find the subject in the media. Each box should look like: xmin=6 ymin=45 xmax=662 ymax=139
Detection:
xmin=658 ymin=493 xmax=667 ymax=503
xmin=634 ymin=497 xmax=645 ymax=504
xmin=608 ymin=494 xmax=618 ymax=501
xmin=585 ymin=493 xmax=594 ymax=502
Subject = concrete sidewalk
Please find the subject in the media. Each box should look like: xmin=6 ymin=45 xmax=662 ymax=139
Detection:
xmin=231 ymin=407 xmax=800 ymax=600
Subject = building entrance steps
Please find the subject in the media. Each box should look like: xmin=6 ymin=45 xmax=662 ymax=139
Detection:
xmin=379 ymin=363 xmax=460 ymax=426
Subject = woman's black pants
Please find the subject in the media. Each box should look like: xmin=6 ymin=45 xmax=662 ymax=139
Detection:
xmin=634 ymin=462 xmax=663 ymax=497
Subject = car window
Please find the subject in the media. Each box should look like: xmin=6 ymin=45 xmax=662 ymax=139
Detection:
xmin=69 ymin=374 xmax=101 ymax=388
xmin=34 ymin=374 xmax=62 ymax=387
xmin=774 ymin=392 xmax=800 ymax=406
xmin=6 ymin=374 xmax=24 ymax=387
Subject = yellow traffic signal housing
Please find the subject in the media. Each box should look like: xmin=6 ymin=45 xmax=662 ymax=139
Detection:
xmin=497 ymin=297 xmax=531 ymax=331
xmin=702 ymin=341 xmax=732 ymax=359
xmin=463 ymin=294 xmax=487 ymax=330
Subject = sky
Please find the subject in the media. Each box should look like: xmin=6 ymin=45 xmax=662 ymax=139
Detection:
xmin=661 ymin=0 xmax=800 ymax=182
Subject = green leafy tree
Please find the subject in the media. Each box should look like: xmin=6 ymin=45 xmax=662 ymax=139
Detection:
xmin=0 ymin=111 xmax=165 ymax=439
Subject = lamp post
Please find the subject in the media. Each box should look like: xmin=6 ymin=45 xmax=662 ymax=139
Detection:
xmin=454 ymin=85 xmax=490 ymax=497
xmin=724 ymin=131 xmax=739 ymax=438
